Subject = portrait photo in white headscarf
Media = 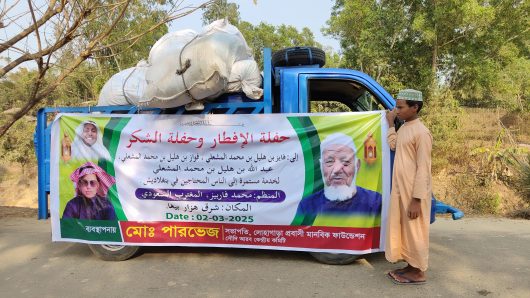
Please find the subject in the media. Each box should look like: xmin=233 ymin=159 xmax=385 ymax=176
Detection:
xmin=71 ymin=121 xmax=111 ymax=161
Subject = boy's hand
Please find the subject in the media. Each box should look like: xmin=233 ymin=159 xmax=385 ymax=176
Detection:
xmin=386 ymin=109 xmax=396 ymax=127
xmin=408 ymin=198 xmax=422 ymax=219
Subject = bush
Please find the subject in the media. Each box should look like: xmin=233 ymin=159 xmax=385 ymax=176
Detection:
xmin=0 ymin=164 xmax=7 ymax=183
xmin=450 ymin=174 xmax=500 ymax=214
xmin=509 ymin=208 xmax=530 ymax=219
xmin=0 ymin=118 xmax=36 ymax=170
xmin=422 ymin=89 xmax=462 ymax=174
xmin=515 ymin=155 xmax=530 ymax=204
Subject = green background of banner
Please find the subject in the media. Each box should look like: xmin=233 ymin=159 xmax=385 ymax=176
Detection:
xmin=56 ymin=113 xmax=383 ymax=234
xmin=58 ymin=116 xmax=130 ymax=222
xmin=287 ymin=113 xmax=382 ymax=196
xmin=60 ymin=219 xmax=122 ymax=242
xmin=310 ymin=113 xmax=383 ymax=193
xmin=289 ymin=113 xmax=383 ymax=226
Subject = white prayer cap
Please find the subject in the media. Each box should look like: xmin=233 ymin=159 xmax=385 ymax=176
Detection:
xmin=320 ymin=133 xmax=357 ymax=156
xmin=397 ymin=89 xmax=423 ymax=101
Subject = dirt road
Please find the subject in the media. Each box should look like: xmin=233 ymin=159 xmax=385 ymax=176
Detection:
xmin=1 ymin=213 xmax=528 ymax=298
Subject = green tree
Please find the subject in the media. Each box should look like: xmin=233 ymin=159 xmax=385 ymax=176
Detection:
xmin=201 ymin=1 xmax=324 ymax=66
xmin=52 ymin=0 xmax=171 ymax=107
xmin=0 ymin=115 xmax=36 ymax=170
xmin=324 ymin=0 xmax=529 ymax=109
xmin=0 ymin=69 xmax=41 ymax=111
xmin=241 ymin=22 xmax=321 ymax=65
xmin=202 ymin=0 xmax=241 ymax=25
xmin=450 ymin=0 xmax=529 ymax=109
xmin=0 ymin=0 xmax=214 ymax=138
xmin=324 ymin=46 xmax=342 ymax=68
xmin=324 ymin=0 xmax=412 ymax=93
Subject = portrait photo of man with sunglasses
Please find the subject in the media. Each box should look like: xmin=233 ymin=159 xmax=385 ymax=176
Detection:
xmin=62 ymin=162 xmax=117 ymax=220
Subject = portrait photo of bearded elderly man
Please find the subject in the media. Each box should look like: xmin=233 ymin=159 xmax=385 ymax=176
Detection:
xmin=292 ymin=133 xmax=382 ymax=227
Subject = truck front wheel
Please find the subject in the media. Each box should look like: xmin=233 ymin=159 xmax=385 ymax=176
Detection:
xmin=310 ymin=252 xmax=359 ymax=265
xmin=88 ymin=244 xmax=140 ymax=261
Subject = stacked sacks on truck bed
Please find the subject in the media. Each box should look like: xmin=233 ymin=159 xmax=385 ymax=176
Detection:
xmin=98 ymin=20 xmax=263 ymax=108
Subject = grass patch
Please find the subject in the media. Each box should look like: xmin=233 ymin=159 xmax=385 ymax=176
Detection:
xmin=424 ymin=91 xmax=529 ymax=216
xmin=0 ymin=164 xmax=7 ymax=183
xmin=448 ymin=174 xmax=501 ymax=214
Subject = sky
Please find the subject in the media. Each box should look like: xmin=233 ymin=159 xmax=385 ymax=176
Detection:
xmin=169 ymin=0 xmax=340 ymax=51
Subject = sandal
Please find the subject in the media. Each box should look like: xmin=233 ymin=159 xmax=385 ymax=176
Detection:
xmin=387 ymin=272 xmax=426 ymax=285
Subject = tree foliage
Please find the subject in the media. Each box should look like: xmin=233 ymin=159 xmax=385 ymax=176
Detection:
xmin=0 ymin=0 xmax=214 ymax=138
xmin=324 ymin=0 xmax=529 ymax=109
xmin=240 ymin=22 xmax=321 ymax=66
xmin=202 ymin=0 xmax=241 ymax=26
xmin=0 ymin=116 xmax=35 ymax=169
xmin=201 ymin=0 xmax=321 ymax=66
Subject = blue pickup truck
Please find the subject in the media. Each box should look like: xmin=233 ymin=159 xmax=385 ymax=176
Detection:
xmin=34 ymin=47 xmax=463 ymax=264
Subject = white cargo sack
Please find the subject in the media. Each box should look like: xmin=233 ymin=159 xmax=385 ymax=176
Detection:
xmin=148 ymin=29 xmax=198 ymax=67
xmin=98 ymin=61 xmax=149 ymax=106
xmin=227 ymin=59 xmax=263 ymax=99
xmin=142 ymin=19 xmax=256 ymax=108
xmin=98 ymin=19 xmax=263 ymax=108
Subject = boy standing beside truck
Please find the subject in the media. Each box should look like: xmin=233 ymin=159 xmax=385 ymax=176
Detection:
xmin=385 ymin=89 xmax=433 ymax=285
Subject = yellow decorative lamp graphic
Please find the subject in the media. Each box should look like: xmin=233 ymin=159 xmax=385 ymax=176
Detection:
xmin=61 ymin=133 xmax=72 ymax=162
xmin=364 ymin=132 xmax=377 ymax=165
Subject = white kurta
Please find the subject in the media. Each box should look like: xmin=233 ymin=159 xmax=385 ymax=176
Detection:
xmin=385 ymin=118 xmax=432 ymax=271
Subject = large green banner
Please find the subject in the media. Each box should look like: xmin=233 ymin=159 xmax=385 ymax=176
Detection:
xmin=51 ymin=112 xmax=390 ymax=253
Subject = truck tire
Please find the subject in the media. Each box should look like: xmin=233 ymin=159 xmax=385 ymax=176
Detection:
xmin=272 ymin=47 xmax=326 ymax=67
xmin=88 ymin=244 xmax=140 ymax=261
xmin=310 ymin=252 xmax=359 ymax=265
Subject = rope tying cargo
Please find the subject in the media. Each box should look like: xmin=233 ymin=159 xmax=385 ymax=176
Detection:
xmin=122 ymin=67 xmax=137 ymax=105
xmin=177 ymin=35 xmax=200 ymax=102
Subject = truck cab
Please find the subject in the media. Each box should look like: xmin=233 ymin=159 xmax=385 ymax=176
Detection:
xmin=277 ymin=67 xmax=393 ymax=113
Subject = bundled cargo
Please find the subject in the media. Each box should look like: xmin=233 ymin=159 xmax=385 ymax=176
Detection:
xmin=98 ymin=20 xmax=263 ymax=108
xmin=97 ymin=61 xmax=149 ymax=106
xmin=227 ymin=59 xmax=262 ymax=99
